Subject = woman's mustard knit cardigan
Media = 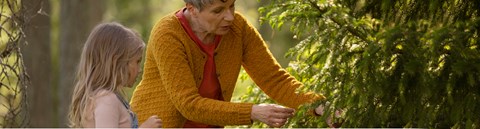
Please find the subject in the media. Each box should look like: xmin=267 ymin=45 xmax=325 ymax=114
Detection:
xmin=130 ymin=10 xmax=325 ymax=127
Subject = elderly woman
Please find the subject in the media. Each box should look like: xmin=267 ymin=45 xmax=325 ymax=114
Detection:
xmin=130 ymin=0 xmax=329 ymax=127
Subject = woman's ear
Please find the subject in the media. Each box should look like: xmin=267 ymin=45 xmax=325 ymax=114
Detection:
xmin=186 ymin=3 xmax=198 ymax=17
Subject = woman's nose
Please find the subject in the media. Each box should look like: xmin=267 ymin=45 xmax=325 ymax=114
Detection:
xmin=224 ymin=9 xmax=234 ymax=21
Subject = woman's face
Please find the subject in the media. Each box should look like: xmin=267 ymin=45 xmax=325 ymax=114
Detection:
xmin=191 ymin=0 xmax=236 ymax=35
xmin=127 ymin=55 xmax=142 ymax=87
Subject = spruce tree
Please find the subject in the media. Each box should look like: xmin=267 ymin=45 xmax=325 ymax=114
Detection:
xmin=239 ymin=0 xmax=480 ymax=128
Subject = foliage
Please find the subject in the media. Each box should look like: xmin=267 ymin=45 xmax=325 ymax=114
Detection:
xmin=0 ymin=0 xmax=29 ymax=127
xmin=239 ymin=0 xmax=480 ymax=128
xmin=106 ymin=0 xmax=152 ymax=41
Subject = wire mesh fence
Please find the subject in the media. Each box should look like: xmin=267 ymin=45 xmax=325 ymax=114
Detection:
xmin=0 ymin=0 xmax=29 ymax=127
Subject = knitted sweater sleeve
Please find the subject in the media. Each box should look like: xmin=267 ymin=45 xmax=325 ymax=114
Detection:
xmin=150 ymin=25 xmax=254 ymax=126
xmin=239 ymin=14 xmax=326 ymax=109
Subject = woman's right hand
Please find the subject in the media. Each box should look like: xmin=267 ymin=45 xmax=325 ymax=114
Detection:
xmin=251 ymin=104 xmax=295 ymax=128
xmin=139 ymin=115 xmax=162 ymax=128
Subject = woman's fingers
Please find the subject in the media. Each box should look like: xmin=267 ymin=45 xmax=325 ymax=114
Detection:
xmin=272 ymin=105 xmax=295 ymax=114
xmin=270 ymin=111 xmax=293 ymax=119
xmin=268 ymin=117 xmax=287 ymax=124
xmin=251 ymin=104 xmax=295 ymax=128
xmin=139 ymin=115 xmax=162 ymax=128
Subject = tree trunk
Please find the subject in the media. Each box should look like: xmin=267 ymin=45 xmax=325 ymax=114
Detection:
xmin=58 ymin=0 xmax=105 ymax=127
xmin=21 ymin=0 xmax=54 ymax=127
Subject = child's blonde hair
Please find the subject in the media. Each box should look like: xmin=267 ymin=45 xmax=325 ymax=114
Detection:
xmin=68 ymin=22 xmax=145 ymax=128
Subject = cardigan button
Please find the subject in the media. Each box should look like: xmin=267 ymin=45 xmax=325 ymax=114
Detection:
xmin=214 ymin=52 xmax=218 ymax=56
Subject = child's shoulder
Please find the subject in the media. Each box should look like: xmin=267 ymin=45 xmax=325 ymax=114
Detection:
xmin=92 ymin=89 xmax=120 ymax=105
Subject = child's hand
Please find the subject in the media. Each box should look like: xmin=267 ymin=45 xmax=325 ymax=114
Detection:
xmin=139 ymin=115 xmax=162 ymax=128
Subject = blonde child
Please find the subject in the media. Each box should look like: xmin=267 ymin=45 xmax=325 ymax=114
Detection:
xmin=68 ymin=22 xmax=162 ymax=128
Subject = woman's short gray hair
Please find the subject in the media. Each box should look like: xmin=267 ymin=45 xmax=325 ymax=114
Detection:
xmin=184 ymin=0 xmax=226 ymax=11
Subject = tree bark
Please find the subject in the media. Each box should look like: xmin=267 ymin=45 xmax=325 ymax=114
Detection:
xmin=58 ymin=0 xmax=105 ymax=127
xmin=21 ymin=0 xmax=54 ymax=127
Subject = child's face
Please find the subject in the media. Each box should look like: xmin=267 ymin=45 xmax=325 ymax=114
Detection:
xmin=127 ymin=55 xmax=142 ymax=87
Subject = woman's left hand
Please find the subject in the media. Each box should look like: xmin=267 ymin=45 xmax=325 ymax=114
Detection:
xmin=315 ymin=104 xmax=343 ymax=128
